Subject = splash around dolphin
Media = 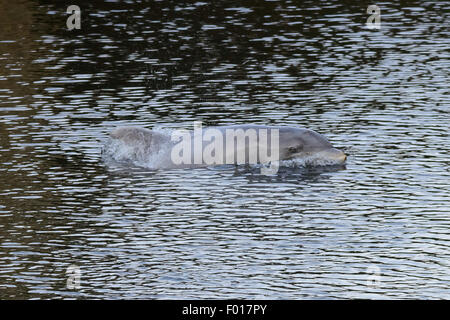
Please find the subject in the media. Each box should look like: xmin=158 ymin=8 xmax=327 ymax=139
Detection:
xmin=101 ymin=124 xmax=347 ymax=170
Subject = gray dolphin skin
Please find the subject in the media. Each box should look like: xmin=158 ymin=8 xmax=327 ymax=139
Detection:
xmin=103 ymin=125 xmax=347 ymax=169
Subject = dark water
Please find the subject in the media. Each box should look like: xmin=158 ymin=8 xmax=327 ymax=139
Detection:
xmin=0 ymin=0 xmax=449 ymax=299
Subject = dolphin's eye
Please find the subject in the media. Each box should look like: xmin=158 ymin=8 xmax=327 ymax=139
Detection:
xmin=289 ymin=145 xmax=302 ymax=153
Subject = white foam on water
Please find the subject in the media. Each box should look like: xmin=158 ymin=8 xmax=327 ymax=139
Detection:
xmin=281 ymin=154 xmax=345 ymax=167
xmin=102 ymin=135 xmax=171 ymax=170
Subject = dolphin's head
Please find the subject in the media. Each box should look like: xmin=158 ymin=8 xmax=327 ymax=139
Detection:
xmin=278 ymin=127 xmax=347 ymax=165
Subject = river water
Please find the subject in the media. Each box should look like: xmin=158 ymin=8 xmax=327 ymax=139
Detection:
xmin=0 ymin=0 xmax=449 ymax=299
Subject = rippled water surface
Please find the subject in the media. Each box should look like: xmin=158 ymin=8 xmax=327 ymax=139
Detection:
xmin=0 ymin=0 xmax=449 ymax=299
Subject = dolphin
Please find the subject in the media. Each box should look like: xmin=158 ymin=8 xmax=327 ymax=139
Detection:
xmin=102 ymin=125 xmax=347 ymax=169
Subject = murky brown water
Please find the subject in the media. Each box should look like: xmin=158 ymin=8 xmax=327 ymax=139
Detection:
xmin=0 ymin=0 xmax=449 ymax=299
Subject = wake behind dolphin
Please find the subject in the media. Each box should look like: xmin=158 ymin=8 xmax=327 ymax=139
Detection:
xmin=102 ymin=123 xmax=347 ymax=172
